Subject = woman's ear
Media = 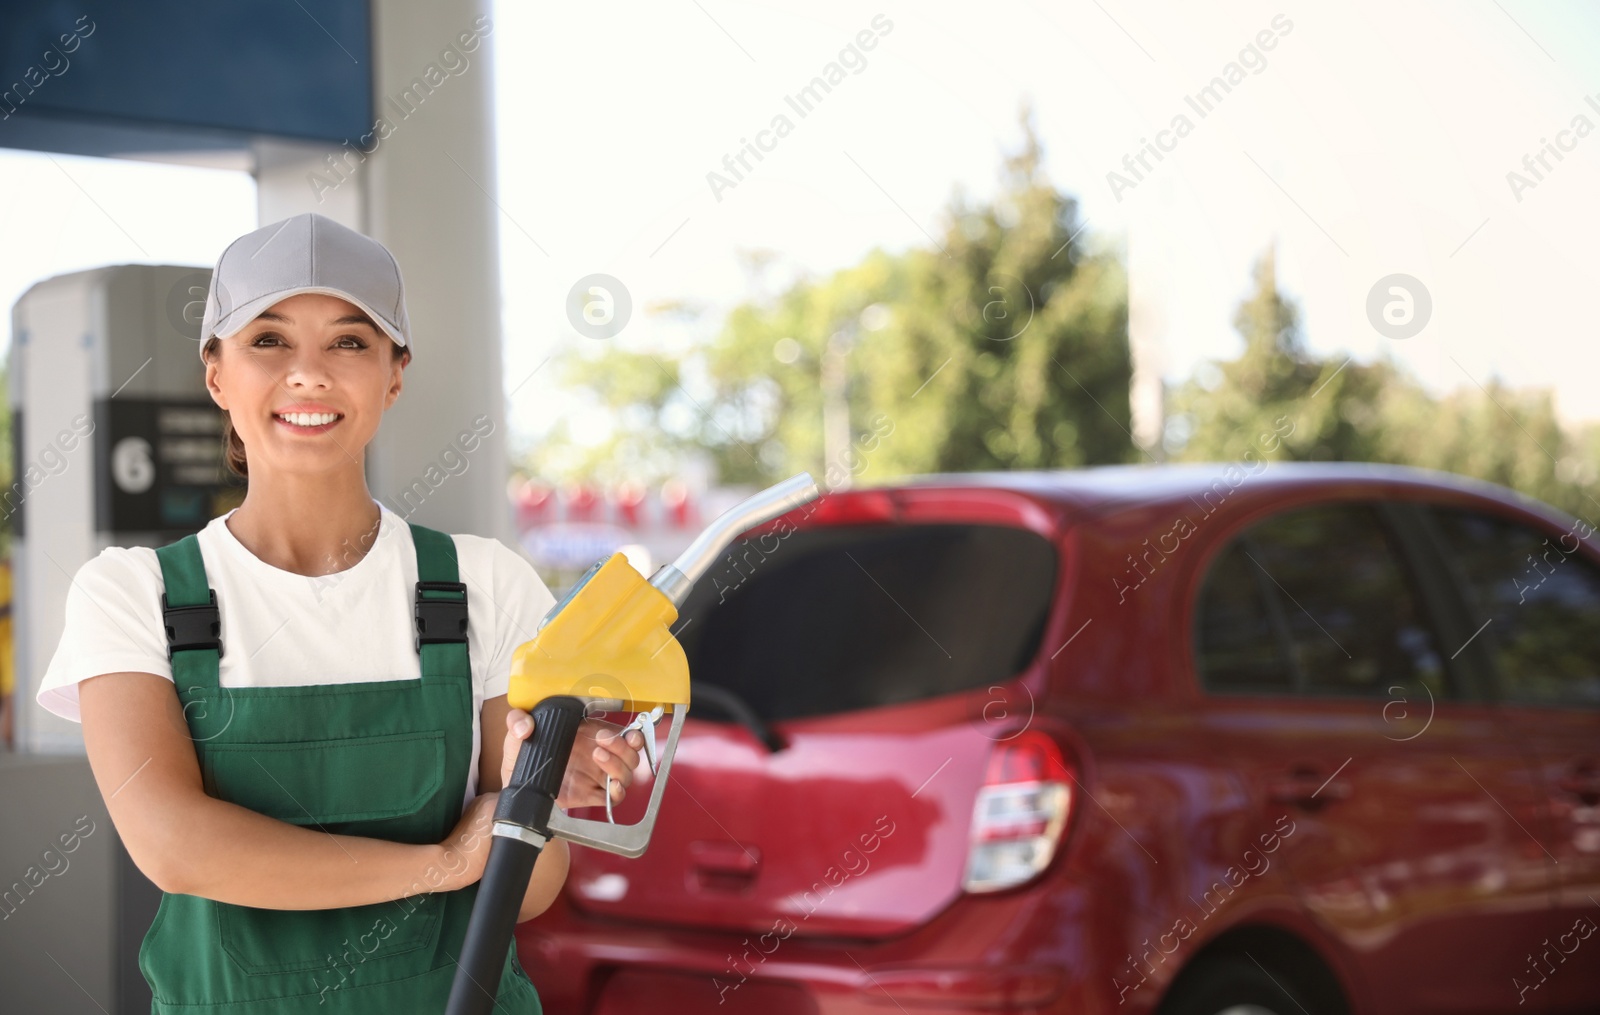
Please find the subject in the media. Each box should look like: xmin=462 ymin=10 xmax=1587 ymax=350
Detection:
xmin=384 ymin=348 xmax=407 ymax=409
xmin=204 ymin=348 xmax=228 ymax=411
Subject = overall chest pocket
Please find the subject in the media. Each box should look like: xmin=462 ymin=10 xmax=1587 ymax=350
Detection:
xmin=199 ymin=730 xmax=453 ymax=977
xmin=200 ymin=730 xmax=447 ymax=831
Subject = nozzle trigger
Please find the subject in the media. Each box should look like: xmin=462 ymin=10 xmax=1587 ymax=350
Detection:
xmin=606 ymin=705 xmax=665 ymax=824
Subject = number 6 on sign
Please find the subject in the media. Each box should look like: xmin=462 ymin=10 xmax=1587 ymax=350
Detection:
xmin=112 ymin=436 xmax=155 ymax=493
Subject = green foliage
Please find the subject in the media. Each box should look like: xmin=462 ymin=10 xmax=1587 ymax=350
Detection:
xmin=1171 ymin=243 xmax=1385 ymax=464
xmin=527 ymin=104 xmax=1135 ymax=488
xmin=1372 ymin=378 xmax=1597 ymax=521
xmin=1171 ymin=244 xmax=1600 ymax=525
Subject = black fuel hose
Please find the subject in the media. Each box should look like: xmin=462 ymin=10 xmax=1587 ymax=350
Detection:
xmin=446 ymin=696 xmax=586 ymax=1014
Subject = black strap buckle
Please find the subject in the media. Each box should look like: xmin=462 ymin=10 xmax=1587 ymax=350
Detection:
xmin=161 ymin=590 xmax=223 ymax=661
xmin=414 ymin=580 xmax=468 ymax=654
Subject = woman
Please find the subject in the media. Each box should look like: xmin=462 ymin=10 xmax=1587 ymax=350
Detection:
xmin=34 ymin=212 xmax=644 ymax=1013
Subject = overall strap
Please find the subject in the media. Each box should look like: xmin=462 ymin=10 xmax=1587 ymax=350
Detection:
xmin=409 ymin=523 xmax=471 ymax=684
xmin=154 ymin=534 xmax=222 ymax=692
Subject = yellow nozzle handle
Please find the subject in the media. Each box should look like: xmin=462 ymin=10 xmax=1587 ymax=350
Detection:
xmin=507 ymin=552 xmax=689 ymax=715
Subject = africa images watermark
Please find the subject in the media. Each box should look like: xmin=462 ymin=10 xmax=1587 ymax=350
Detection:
xmin=1511 ymin=513 xmax=1595 ymax=603
xmin=714 ymin=813 xmax=897 ymax=1003
xmin=1366 ymin=273 xmax=1432 ymax=340
xmin=0 ymin=413 xmax=95 ymax=523
xmin=706 ymin=13 xmax=895 ymax=202
xmin=1112 ymin=415 xmax=1297 ymax=604
xmin=307 ymin=413 xmax=496 ymax=603
xmin=1113 ymin=814 xmax=1298 ymax=1005
xmin=0 ymin=14 xmax=95 ymax=119
xmin=311 ymin=804 xmax=498 ymax=1003
xmin=1513 ymin=906 xmax=1599 ymax=1006
xmin=1106 ymin=13 xmax=1294 ymax=203
xmin=1 ymin=815 xmax=98 ymax=921
xmin=566 ymin=273 xmax=633 ymax=340
xmin=705 ymin=411 xmax=895 ymax=605
xmin=1505 ymin=92 xmax=1600 ymax=203
xmin=307 ymin=15 xmax=495 ymax=203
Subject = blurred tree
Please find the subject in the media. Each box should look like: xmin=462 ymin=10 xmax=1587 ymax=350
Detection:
xmin=1169 ymin=242 xmax=1394 ymax=464
xmin=1373 ymin=377 xmax=1593 ymax=521
xmin=1170 ymin=243 xmax=1600 ymax=525
xmin=526 ymin=102 xmax=1134 ymax=488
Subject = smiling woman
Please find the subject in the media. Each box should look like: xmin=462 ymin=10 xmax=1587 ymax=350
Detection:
xmin=36 ymin=212 xmax=644 ymax=1015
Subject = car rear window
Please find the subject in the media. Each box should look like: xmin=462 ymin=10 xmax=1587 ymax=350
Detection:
xmin=674 ymin=523 xmax=1058 ymax=721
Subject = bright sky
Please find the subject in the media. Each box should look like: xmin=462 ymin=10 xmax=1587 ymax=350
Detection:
xmin=4 ymin=0 xmax=1600 ymax=452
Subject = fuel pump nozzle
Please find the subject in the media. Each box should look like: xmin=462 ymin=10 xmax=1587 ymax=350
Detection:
xmin=446 ymin=473 xmax=821 ymax=1014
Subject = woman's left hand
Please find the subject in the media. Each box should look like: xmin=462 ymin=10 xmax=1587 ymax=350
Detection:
xmin=502 ymin=710 xmax=646 ymax=811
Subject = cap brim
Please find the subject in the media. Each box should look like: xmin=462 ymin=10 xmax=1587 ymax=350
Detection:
xmin=212 ymin=286 xmax=408 ymax=348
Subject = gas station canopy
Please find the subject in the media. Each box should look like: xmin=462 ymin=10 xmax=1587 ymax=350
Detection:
xmin=0 ymin=0 xmax=373 ymax=163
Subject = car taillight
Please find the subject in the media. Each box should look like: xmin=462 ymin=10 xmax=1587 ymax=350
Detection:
xmin=962 ymin=730 xmax=1073 ymax=893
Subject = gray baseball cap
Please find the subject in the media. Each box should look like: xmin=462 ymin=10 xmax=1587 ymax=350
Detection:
xmin=199 ymin=212 xmax=410 ymax=360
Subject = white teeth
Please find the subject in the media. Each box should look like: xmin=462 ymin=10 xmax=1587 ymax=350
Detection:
xmin=277 ymin=412 xmax=340 ymax=427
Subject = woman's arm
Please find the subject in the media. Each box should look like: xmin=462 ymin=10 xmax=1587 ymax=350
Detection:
xmin=478 ymin=694 xmax=642 ymax=921
xmin=81 ymin=670 xmax=456 ymax=909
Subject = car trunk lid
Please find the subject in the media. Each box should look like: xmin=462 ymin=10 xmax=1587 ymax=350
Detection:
xmin=564 ymin=501 xmax=1063 ymax=939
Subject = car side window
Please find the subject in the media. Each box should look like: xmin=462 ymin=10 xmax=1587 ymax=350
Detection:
xmin=1429 ymin=507 xmax=1600 ymax=708
xmin=1197 ymin=502 xmax=1447 ymax=698
xmin=1195 ymin=539 xmax=1292 ymax=692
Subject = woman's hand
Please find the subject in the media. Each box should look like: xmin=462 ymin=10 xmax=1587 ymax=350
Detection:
xmin=502 ymin=709 xmax=646 ymax=811
xmin=433 ymin=789 xmax=500 ymax=892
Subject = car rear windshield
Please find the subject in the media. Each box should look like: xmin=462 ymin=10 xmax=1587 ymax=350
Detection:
xmin=674 ymin=523 xmax=1058 ymax=721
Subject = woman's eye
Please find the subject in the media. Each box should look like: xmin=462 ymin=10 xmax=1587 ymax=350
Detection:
xmin=249 ymin=333 xmax=366 ymax=348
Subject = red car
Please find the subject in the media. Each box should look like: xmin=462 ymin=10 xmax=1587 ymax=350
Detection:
xmin=518 ymin=463 xmax=1600 ymax=1015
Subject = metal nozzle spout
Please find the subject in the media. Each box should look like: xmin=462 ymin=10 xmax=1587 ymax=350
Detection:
xmin=648 ymin=472 xmax=821 ymax=607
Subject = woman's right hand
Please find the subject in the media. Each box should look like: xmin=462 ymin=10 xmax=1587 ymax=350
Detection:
xmin=433 ymin=790 xmax=501 ymax=892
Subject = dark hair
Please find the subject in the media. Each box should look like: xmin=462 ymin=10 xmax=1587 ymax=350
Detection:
xmin=202 ymin=333 xmax=411 ymax=479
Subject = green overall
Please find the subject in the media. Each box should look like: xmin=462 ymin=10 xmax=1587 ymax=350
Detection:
xmin=140 ymin=523 xmax=542 ymax=1014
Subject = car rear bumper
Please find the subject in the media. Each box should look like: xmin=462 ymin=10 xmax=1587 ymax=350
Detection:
xmin=516 ymin=902 xmax=1075 ymax=1014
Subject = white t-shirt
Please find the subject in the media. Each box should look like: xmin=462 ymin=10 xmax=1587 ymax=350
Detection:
xmin=35 ymin=501 xmax=556 ymax=812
